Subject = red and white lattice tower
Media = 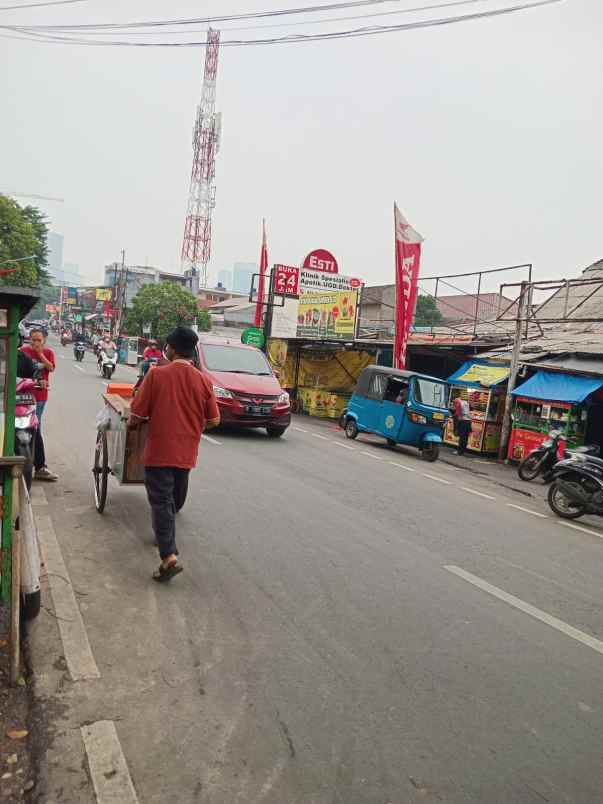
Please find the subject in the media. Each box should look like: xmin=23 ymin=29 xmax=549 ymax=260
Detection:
xmin=181 ymin=28 xmax=221 ymax=290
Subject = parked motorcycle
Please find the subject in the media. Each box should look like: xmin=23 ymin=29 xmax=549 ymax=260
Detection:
xmin=15 ymin=378 xmax=39 ymax=492
xmin=73 ymin=341 xmax=86 ymax=362
xmin=547 ymin=451 xmax=603 ymax=520
xmin=98 ymin=347 xmax=117 ymax=380
xmin=517 ymin=431 xmax=566 ymax=482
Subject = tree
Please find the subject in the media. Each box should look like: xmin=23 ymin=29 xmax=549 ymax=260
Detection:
xmin=197 ymin=310 xmax=212 ymax=332
xmin=124 ymin=282 xmax=200 ymax=339
xmin=0 ymin=195 xmax=48 ymax=287
xmin=413 ymin=294 xmax=443 ymax=327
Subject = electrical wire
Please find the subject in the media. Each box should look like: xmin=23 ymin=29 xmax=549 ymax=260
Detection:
xmin=4 ymin=0 xmax=564 ymax=47
xmin=2 ymin=0 xmax=413 ymax=30
xmin=22 ymin=0 xmax=494 ymax=36
xmin=0 ymin=0 xmax=88 ymax=10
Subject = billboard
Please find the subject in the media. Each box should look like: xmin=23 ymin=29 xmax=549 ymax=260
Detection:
xmin=270 ymin=267 xmax=361 ymax=341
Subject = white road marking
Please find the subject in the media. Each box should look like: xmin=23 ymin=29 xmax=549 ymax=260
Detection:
xmin=360 ymin=451 xmax=384 ymax=461
xmin=311 ymin=433 xmax=330 ymax=441
xmin=444 ymin=565 xmax=603 ymax=657
xmin=461 ymin=487 xmax=496 ymax=500
xmin=81 ymin=721 xmax=139 ymax=803
xmin=507 ymin=503 xmax=548 ymax=519
xmin=293 ymin=426 xmax=309 ymax=433
xmin=422 ymin=473 xmax=451 ymax=485
xmin=389 ymin=461 xmax=415 ymax=472
xmin=202 ymin=433 xmax=222 ymax=446
xmin=561 ymin=521 xmax=603 ymax=540
xmin=74 ymin=365 xmax=85 ymax=373
xmin=37 ymin=514 xmax=100 ymax=681
xmin=332 ymin=442 xmax=355 ymax=450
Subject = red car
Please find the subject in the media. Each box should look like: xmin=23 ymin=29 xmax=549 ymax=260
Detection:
xmin=197 ymin=337 xmax=291 ymax=437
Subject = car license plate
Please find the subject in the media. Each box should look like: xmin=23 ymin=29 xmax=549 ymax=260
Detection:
xmin=432 ymin=412 xmax=444 ymax=420
xmin=246 ymin=405 xmax=271 ymax=415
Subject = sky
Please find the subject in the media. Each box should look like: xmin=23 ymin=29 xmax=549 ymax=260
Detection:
xmin=1 ymin=0 xmax=601 ymax=297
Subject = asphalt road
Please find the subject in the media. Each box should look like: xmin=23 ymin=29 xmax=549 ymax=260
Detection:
xmin=32 ymin=340 xmax=603 ymax=804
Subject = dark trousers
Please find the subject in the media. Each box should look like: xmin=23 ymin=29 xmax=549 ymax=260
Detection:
xmin=144 ymin=467 xmax=190 ymax=560
xmin=457 ymin=420 xmax=472 ymax=455
xmin=34 ymin=401 xmax=47 ymax=471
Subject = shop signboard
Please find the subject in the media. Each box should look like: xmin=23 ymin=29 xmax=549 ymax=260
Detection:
xmin=96 ymin=288 xmax=113 ymax=302
xmin=270 ymin=266 xmax=361 ymax=341
xmin=302 ymin=248 xmax=339 ymax=275
xmin=241 ymin=327 xmax=266 ymax=348
xmin=274 ymin=265 xmax=299 ymax=297
xmin=455 ymin=363 xmax=509 ymax=387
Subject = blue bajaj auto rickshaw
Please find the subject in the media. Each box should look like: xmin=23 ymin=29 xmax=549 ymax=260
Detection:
xmin=344 ymin=366 xmax=449 ymax=462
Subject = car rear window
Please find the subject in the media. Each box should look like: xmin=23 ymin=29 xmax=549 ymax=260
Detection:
xmin=201 ymin=344 xmax=272 ymax=376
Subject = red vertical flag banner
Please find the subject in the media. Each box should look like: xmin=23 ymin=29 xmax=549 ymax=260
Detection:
xmin=394 ymin=203 xmax=424 ymax=369
xmin=254 ymin=219 xmax=268 ymax=328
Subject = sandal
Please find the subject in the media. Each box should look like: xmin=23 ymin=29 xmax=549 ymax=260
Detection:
xmin=152 ymin=562 xmax=184 ymax=583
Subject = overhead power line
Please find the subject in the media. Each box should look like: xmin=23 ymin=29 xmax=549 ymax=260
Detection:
xmin=0 ymin=0 xmax=88 ymax=10
xmin=3 ymin=0 xmax=565 ymax=47
xmin=12 ymin=0 xmax=493 ymax=36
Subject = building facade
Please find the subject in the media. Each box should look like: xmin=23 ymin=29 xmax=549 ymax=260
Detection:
xmin=103 ymin=264 xmax=189 ymax=307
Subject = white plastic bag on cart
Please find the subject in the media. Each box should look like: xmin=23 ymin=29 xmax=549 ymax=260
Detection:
xmin=96 ymin=405 xmax=111 ymax=432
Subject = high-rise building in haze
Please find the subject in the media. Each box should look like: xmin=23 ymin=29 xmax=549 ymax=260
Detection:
xmin=51 ymin=262 xmax=82 ymax=286
xmin=232 ymin=262 xmax=255 ymax=295
xmin=47 ymin=232 xmax=64 ymax=278
xmin=217 ymin=269 xmax=232 ymax=290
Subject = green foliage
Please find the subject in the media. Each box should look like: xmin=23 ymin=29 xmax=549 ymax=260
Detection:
xmin=0 ymin=195 xmax=48 ymax=287
xmin=196 ymin=309 xmax=212 ymax=332
xmin=413 ymin=294 xmax=443 ymax=327
xmin=124 ymin=282 xmax=199 ymax=338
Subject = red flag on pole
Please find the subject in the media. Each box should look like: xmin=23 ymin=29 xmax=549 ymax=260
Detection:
xmin=394 ymin=204 xmax=424 ymax=370
xmin=254 ymin=219 xmax=268 ymax=328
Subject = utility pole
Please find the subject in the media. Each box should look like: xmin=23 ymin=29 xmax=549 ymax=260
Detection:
xmin=498 ymin=281 xmax=528 ymax=461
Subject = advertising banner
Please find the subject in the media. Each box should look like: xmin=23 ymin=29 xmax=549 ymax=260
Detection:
xmin=96 ymin=288 xmax=113 ymax=302
xmin=65 ymin=287 xmax=78 ymax=305
xmin=270 ymin=267 xmax=361 ymax=341
xmin=393 ymin=204 xmax=423 ymax=369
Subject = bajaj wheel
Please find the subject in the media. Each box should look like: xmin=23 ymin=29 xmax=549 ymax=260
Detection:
xmin=518 ymin=452 xmax=544 ymax=481
xmin=93 ymin=430 xmax=109 ymax=513
xmin=547 ymin=480 xmax=586 ymax=520
xmin=421 ymin=442 xmax=440 ymax=462
xmin=386 ymin=439 xmax=397 ymax=447
xmin=345 ymin=419 xmax=359 ymax=440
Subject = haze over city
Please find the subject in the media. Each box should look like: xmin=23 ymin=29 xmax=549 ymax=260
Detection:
xmin=2 ymin=0 xmax=600 ymax=294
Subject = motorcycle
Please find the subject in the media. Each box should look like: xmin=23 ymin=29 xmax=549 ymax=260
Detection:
xmin=517 ymin=431 xmax=566 ymax=482
xmin=73 ymin=341 xmax=86 ymax=362
xmin=15 ymin=378 xmax=39 ymax=492
xmin=547 ymin=451 xmax=603 ymax=520
xmin=98 ymin=347 xmax=117 ymax=380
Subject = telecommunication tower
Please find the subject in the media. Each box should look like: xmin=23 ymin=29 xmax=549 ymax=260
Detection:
xmin=181 ymin=28 xmax=221 ymax=291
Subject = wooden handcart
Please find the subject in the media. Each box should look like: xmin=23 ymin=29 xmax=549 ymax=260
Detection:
xmin=93 ymin=391 xmax=148 ymax=513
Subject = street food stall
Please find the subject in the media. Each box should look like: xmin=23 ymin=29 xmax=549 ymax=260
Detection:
xmin=265 ymin=263 xmax=382 ymax=419
xmin=444 ymin=360 xmax=510 ymax=454
xmin=508 ymin=370 xmax=603 ymax=461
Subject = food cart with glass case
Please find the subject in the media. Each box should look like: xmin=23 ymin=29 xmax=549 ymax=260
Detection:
xmin=443 ymin=360 xmax=510 ymax=454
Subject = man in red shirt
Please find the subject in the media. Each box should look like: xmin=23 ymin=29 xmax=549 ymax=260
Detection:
xmin=130 ymin=326 xmax=219 ymax=582
xmin=20 ymin=328 xmax=58 ymax=481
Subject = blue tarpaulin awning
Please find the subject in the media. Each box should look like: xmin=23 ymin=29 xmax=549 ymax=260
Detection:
xmin=511 ymin=371 xmax=603 ymax=404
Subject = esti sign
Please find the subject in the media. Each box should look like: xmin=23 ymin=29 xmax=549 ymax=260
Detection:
xmin=302 ymin=248 xmax=339 ymax=275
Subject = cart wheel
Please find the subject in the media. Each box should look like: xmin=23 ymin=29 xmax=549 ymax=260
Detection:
xmin=93 ymin=430 xmax=109 ymax=513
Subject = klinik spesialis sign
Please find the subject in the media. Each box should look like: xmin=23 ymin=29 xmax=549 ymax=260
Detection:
xmin=270 ymin=249 xmax=362 ymax=341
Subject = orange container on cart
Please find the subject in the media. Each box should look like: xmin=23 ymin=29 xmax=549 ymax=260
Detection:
xmin=106 ymin=382 xmax=135 ymax=399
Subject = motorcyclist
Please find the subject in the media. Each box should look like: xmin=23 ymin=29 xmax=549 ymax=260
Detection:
xmin=98 ymin=335 xmax=117 ymax=368
xmin=143 ymin=340 xmax=163 ymax=361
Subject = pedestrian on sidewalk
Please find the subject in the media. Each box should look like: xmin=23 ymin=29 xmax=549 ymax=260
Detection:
xmin=453 ymin=396 xmax=472 ymax=456
xmin=20 ymin=328 xmax=59 ymax=481
xmin=129 ymin=326 xmax=220 ymax=582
